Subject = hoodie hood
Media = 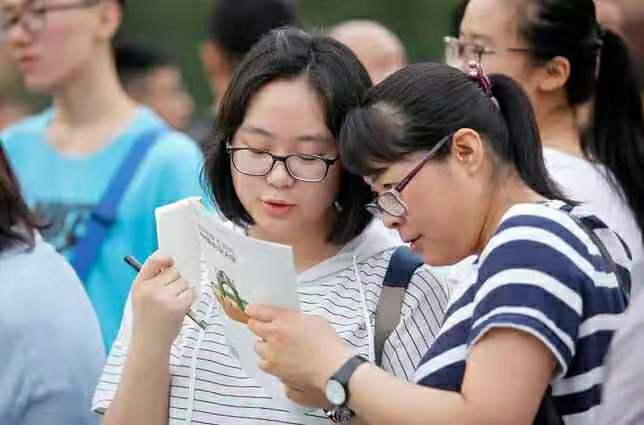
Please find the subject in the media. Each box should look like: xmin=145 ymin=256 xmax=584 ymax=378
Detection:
xmin=297 ymin=221 xmax=402 ymax=284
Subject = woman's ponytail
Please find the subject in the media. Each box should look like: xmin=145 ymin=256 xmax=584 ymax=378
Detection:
xmin=586 ymin=28 xmax=644 ymax=238
xmin=489 ymin=74 xmax=567 ymax=202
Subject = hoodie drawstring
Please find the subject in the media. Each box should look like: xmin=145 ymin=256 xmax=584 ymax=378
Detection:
xmin=353 ymin=255 xmax=375 ymax=362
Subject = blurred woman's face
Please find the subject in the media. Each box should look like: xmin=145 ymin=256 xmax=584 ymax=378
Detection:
xmin=1 ymin=0 xmax=112 ymax=93
xmin=459 ymin=0 xmax=541 ymax=102
xmin=230 ymin=77 xmax=342 ymax=245
xmin=366 ymin=137 xmax=489 ymax=266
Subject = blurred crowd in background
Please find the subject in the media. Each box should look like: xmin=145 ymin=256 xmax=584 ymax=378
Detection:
xmin=1 ymin=0 xmax=643 ymax=133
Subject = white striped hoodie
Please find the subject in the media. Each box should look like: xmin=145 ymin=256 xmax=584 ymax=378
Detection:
xmin=93 ymin=222 xmax=449 ymax=424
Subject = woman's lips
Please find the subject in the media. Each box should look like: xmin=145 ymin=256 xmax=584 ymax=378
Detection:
xmin=409 ymin=236 xmax=423 ymax=253
xmin=262 ymin=200 xmax=296 ymax=217
xmin=17 ymin=56 xmax=38 ymax=73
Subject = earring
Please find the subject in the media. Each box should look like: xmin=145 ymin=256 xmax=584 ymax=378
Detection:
xmin=334 ymin=201 xmax=343 ymax=213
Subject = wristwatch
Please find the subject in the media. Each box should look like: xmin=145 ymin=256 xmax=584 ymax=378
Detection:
xmin=324 ymin=355 xmax=368 ymax=423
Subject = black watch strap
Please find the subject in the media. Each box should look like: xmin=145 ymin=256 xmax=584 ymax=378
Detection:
xmin=330 ymin=355 xmax=368 ymax=398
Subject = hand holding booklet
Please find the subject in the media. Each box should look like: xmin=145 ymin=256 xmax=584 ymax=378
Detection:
xmin=155 ymin=197 xmax=304 ymax=410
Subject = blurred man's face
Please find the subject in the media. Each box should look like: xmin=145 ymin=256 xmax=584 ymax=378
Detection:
xmin=1 ymin=0 xmax=118 ymax=93
xmin=134 ymin=66 xmax=195 ymax=130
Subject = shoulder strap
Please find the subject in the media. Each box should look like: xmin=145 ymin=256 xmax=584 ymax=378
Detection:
xmin=374 ymin=246 xmax=424 ymax=366
xmin=534 ymin=210 xmax=630 ymax=425
xmin=70 ymin=127 xmax=167 ymax=282
xmin=566 ymin=213 xmax=630 ymax=304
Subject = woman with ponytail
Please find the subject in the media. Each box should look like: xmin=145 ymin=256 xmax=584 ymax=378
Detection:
xmin=450 ymin=0 xmax=644 ymax=293
xmin=244 ymin=62 xmax=630 ymax=425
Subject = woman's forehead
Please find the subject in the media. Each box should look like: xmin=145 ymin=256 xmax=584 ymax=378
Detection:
xmin=364 ymin=157 xmax=414 ymax=187
xmin=461 ymin=0 xmax=523 ymax=42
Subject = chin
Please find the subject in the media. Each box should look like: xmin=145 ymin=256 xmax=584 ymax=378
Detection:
xmin=23 ymin=77 xmax=57 ymax=95
xmin=419 ymin=245 xmax=455 ymax=267
xmin=252 ymin=216 xmax=296 ymax=240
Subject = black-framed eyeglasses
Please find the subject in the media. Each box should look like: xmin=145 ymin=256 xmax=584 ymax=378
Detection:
xmin=444 ymin=36 xmax=531 ymax=68
xmin=0 ymin=0 xmax=103 ymax=40
xmin=366 ymin=134 xmax=452 ymax=220
xmin=226 ymin=143 xmax=340 ymax=183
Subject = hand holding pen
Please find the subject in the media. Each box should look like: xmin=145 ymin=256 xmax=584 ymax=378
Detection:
xmin=124 ymin=255 xmax=206 ymax=346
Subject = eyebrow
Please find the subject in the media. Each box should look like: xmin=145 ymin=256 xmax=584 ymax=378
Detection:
xmin=239 ymin=126 xmax=334 ymax=143
xmin=459 ymin=31 xmax=494 ymax=44
xmin=369 ymin=170 xmax=395 ymax=188
xmin=4 ymin=0 xmax=36 ymax=11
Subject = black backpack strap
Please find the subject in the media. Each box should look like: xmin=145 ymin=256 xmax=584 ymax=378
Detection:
xmin=566 ymin=213 xmax=630 ymax=304
xmin=374 ymin=246 xmax=424 ymax=366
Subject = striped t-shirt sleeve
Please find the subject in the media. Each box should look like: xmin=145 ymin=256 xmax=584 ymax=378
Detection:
xmin=467 ymin=223 xmax=586 ymax=377
xmin=91 ymin=297 xmax=134 ymax=414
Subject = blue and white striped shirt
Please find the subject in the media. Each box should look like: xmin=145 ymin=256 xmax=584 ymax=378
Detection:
xmin=414 ymin=201 xmax=630 ymax=425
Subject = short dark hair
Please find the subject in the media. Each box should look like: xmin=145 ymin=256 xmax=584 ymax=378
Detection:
xmin=203 ymin=28 xmax=374 ymax=245
xmin=114 ymin=41 xmax=174 ymax=86
xmin=0 ymin=145 xmax=44 ymax=252
xmin=207 ymin=0 xmax=298 ymax=67
xmin=340 ymin=62 xmax=568 ymax=203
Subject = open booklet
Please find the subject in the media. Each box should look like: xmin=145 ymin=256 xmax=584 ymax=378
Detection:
xmin=155 ymin=197 xmax=306 ymax=411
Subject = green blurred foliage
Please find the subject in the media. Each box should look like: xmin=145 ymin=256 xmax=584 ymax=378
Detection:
xmin=119 ymin=0 xmax=460 ymax=114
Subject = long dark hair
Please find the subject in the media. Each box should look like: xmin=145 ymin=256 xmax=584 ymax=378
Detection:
xmin=0 ymin=145 xmax=43 ymax=252
xmin=203 ymin=27 xmax=374 ymax=245
xmin=522 ymin=0 xmax=644 ymax=236
xmin=458 ymin=0 xmax=644 ymax=239
xmin=340 ymin=62 xmax=567 ymax=204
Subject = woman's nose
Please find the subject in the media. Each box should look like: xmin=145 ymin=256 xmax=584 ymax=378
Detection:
xmin=382 ymin=212 xmax=403 ymax=229
xmin=265 ymin=160 xmax=295 ymax=188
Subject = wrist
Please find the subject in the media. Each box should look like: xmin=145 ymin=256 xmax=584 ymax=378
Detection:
xmin=130 ymin=330 xmax=174 ymax=360
xmin=323 ymin=355 xmax=369 ymax=423
xmin=316 ymin=346 xmax=354 ymax=392
xmin=345 ymin=361 xmax=371 ymax=410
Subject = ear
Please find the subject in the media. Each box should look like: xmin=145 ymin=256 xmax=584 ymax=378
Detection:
xmin=95 ymin=1 xmax=122 ymax=40
xmin=450 ymin=128 xmax=486 ymax=176
xmin=537 ymin=56 xmax=570 ymax=93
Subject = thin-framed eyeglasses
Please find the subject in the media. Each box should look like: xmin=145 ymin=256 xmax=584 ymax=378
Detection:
xmin=226 ymin=143 xmax=340 ymax=183
xmin=366 ymin=134 xmax=452 ymax=220
xmin=0 ymin=0 xmax=103 ymax=40
xmin=444 ymin=36 xmax=531 ymax=68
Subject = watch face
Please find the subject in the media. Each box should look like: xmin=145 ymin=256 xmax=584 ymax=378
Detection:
xmin=325 ymin=379 xmax=346 ymax=406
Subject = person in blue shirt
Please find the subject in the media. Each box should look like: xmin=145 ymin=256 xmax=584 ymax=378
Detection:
xmin=244 ymin=62 xmax=630 ymax=425
xmin=0 ymin=145 xmax=105 ymax=425
xmin=0 ymin=0 xmax=205 ymax=350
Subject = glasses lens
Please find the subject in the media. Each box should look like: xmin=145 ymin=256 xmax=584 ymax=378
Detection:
xmin=444 ymin=36 xmax=460 ymax=67
xmin=285 ymin=155 xmax=329 ymax=182
xmin=231 ymin=149 xmax=273 ymax=176
xmin=378 ymin=192 xmax=406 ymax=217
xmin=366 ymin=203 xmax=384 ymax=220
xmin=23 ymin=6 xmax=45 ymax=36
xmin=0 ymin=13 xmax=14 ymax=34
xmin=0 ymin=6 xmax=45 ymax=39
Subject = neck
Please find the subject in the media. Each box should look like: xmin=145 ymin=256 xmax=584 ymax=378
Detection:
xmin=249 ymin=220 xmax=342 ymax=274
xmin=474 ymin=169 xmax=545 ymax=253
xmin=536 ymin=102 xmax=583 ymax=157
xmin=51 ymin=47 xmax=137 ymax=145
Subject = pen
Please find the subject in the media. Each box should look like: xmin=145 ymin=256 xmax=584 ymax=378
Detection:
xmin=124 ymin=255 xmax=207 ymax=330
